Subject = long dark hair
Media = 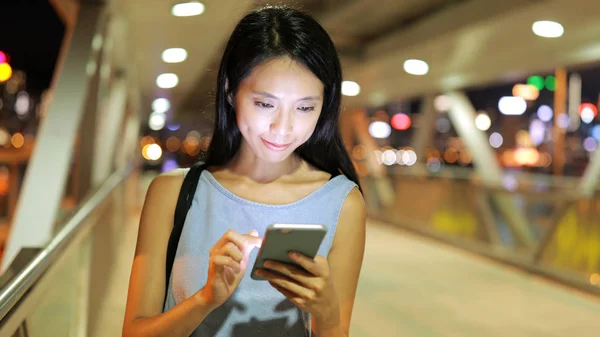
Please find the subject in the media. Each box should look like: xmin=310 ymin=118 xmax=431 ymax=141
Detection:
xmin=205 ymin=4 xmax=361 ymax=192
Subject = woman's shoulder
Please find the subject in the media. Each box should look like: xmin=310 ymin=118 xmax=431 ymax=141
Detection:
xmin=146 ymin=168 xmax=188 ymax=199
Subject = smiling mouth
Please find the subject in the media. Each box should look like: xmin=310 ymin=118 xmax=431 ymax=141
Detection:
xmin=261 ymin=138 xmax=291 ymax=151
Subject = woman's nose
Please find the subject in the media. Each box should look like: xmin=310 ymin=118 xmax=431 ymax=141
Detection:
xmin=270 ymin=110 xmax=294 ymax=136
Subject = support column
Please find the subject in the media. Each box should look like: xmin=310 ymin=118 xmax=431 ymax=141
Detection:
xmin=348 ymin=108 xmax=396 ymax=208
xmin=410 ymin=94 xmax=437 ymax=173
xmin=91 ymin=76 xmax=127 ymax=187
xmin=445 ymin=91 xmax=536 ymax=247
xmin=553 ymin=68 xmax=568 ymax=176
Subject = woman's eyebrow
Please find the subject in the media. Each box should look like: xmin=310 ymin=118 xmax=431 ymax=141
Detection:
xmin=252 ymin=91 xmax=322 ymax=101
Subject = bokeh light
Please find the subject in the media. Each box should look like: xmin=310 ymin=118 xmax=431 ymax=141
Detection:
xmin=489 ymin=132 xmax=503 ymax=148
xmin=583 ymin=137 xmax=597 ymax=152
xmin=369 ymin=121 xmax=392 ymax=138
xmin=391 ymin=113 xmax=411 ymax=130
xmin=0 ymin=63 xmax=12 ymax=82
xmin=475 ymin=112 xmax=491 ymax=131
xmin=142 ymin=144 xmax=162 ymax=160
xmin=527 ymin=75 xmax=545 ymax=91
xmin=537 ymin=105 xmax=553 ymax=122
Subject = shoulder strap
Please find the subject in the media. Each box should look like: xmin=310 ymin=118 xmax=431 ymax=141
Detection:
xmin=163 ymin=161 xmax=207 ymax=308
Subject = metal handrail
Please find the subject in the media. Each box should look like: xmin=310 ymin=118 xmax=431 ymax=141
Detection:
xmin=0 ymin=163 xmax=134 ymax=321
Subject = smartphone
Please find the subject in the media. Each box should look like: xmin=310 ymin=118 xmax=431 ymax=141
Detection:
xmin=251 ymin=223 xmax=327 ymax=280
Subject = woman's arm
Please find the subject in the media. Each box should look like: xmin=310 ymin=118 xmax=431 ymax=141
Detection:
xmin=316 ymin=187 xmax=366 ymax=336
xmin=121 ymin=170 xmax=213 ymax=337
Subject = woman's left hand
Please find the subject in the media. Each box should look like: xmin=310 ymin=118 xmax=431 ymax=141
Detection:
xmin=256 ymin=252 xmax=340 ymax=323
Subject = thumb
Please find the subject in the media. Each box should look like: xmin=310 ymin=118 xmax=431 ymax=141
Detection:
xmin=244 ymin=230 xmax=262 ymax=251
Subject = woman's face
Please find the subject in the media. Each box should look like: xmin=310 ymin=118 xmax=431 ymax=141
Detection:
xmin=233 ymin=57 xmax=324 ymax=163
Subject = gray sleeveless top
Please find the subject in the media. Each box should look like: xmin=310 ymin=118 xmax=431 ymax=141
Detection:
xmin=163 ymin=170 xmax=358 ymax=337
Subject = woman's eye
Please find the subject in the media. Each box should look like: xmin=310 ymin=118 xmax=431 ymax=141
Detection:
xmin=255 ymin=102 xmax=273 ymax=108
xmin=298 ymin=106 xmax=315 ymax=112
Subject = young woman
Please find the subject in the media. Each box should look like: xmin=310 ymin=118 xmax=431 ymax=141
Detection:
xmin=122 ymin=5 xmax=366 ymax=337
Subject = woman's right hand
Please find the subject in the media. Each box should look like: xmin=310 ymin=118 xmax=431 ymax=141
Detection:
xmin=197 ymin=229 xmax=262 ymax=311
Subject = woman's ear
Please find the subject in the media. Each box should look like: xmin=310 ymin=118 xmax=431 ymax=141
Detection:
xmin=225 ymin=78 xmax=234 ymax=106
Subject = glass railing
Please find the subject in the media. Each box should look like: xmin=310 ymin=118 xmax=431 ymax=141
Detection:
xmin=363 ymin=165 xmax=600 ymax=295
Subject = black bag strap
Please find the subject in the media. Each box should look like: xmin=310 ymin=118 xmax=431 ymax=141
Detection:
xmin=163 ymin=161 xmax=207 ymax=308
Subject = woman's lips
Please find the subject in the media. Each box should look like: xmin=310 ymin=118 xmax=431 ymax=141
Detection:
xmin=261 ymin=138 xmax=291 ymax=151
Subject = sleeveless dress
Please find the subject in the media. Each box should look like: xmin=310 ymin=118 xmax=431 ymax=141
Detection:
xmin=163 ymin=169 xmax=358 ymax=337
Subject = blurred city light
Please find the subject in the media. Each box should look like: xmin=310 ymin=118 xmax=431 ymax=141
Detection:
xmin=142 ymin=144 xmax=163 ymax=161
xmin=532 ymin=20 xmax=564 ymax=38
xmin=527 ymin=75 xmax=545 ymax=91
xmin=15 ymin=92 xmax=30 ymax=117
xmin=172 ymin=1 xmax=205 ymax=17
xmin=498 ymin=96 xmax=527 ymax=115
xmin=381 ymin=150 xmax=396 ymax=166
xmin=434 ymin=95 xmax=451 ymax=111
xmin=0 ymin=128 xmax=9 ymax=146
xmin=514 ymin=148 xmax=540 ymax=166
xmin=162 ymin=48 xmax=188 ymax=63
xmin=167 ymin=124 xmax=181 ymax=131
xmin=489 ymin=132 xmax=503 ymax=148
xmin=11 ymin=133 xmax=24 ymax=148
xmin=401 ymin=149 xmax=417 ymax=166
xmin=537 ymin=105 xmax=553 ymax=122
xmin=341 ymin=81 xmax=360 ymax=96
xmin=512 ymin=84 xmax=539 ymax=100
xmin=166 ymin=137 xmax=181 ymax=152
xmin=545 ymin=76 xmax=556 ymax=91
xmin=583 ymin=137 xmax=597 ymax=152
xmin=427 ymin=158 xmax=442 ymax=172
xmin=352 ymin=145 xmax=367 ymax=160
xmin=591 ymin=125 xmax=600 ymax=140
xmin=162 ymin=159 xmax=180 ymax=172
xmin=156 ymin=73 xmax=179 ymax=88
xmin=152 ymin=98 xmax=171 ymax=113
xmin=529 ymin=119 xmax=546 ymax=146
xmin=149 ymin=113 xmax=166 ymax=130
xmin=579 ymin=103 xmax=597 ymax=124
xmin=579 ymin=103 xmax=597 ymax=117
xmin=475 ymin=112 xmax=491 ymax=131
xmin=0 ymin=63 xmax=12 ymax=82
xmin=390 ymin=113 xmax=411 ymax=130
xmin=368 ymin=121 xmax=391 ymax=138
xmin=0 ymin=51 xmax=6 ymax=63
xmin=436 ymin=117 xmax=451 ymax=133
xmin=403 ymin=59 xmax=429 ymax=75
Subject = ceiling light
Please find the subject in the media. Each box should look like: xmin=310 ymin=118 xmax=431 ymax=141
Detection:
xmin=498 ymin=96 xmax=527 ymax=115
xmin=172 ymin=1 xmax=205 ymax=17
xmin=152 ymin=98 xmax=170 ymax=113
xmin=156 ymin=73 xmax=179 ymax=88
xmin=404 ymin=59 xmax=429 ymax=75
xmin=341 ymin=81 xmax=360 ymax=96
xmin=532 ymin=21 xmax=564 ymax=38
xmin=162 ymin=48 xmax=188 ymax=63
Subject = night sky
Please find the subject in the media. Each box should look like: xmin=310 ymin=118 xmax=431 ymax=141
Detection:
xmin=0 ymin=2 xmax=65 ymax=96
